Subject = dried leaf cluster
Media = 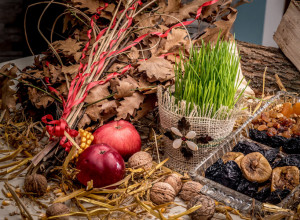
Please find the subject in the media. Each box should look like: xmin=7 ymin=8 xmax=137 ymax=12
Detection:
xmin=17 ymin=0 xmax=238 ymax=128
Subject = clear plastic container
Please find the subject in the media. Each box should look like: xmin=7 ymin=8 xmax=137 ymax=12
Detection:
xmin=190 ymin=91 xmax=300 ymax=214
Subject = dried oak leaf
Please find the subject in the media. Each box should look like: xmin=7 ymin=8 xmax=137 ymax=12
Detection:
xmin=48 ymin=64 xmax=62 ymax=83
xmin=28 ymin=87 xmax=54 ymax=109
xmin=52 ymin=38 xmax=83 ymax=56
xmin=85 ymin=100 xmax=118 ymax=122
xmin=85 ymin=83 xmax=110 ymax=104
xmin=0 ymin=64 xmax=18 ymax=110
xmin=114 ymin=80 xmax=135 ymax=99
xmin=62 ymin=64 xmax=80 ymax=79
xmin=134 ymin=94 xmax=157 ymax=120
xmin=163 ymin=28 xmax=190 ymax=53
xmin=116 ymin=92 xmax=144 ymax=120
xmin=72 ymin=0 xmax=115 ymax=16
xmin=197 ymin=7 xmax=237 ymax=44
xmin=138 ymin=57 xmax=174 ymax=82
xmin=127 ymin=46 xmax=139 ymax=60
xmin=78 ymin=113 xmax=92 ymax=128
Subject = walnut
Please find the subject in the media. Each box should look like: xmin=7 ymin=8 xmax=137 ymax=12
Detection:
xmin=187 ymin=194 xmax=215 ymax=220
xmin=150 ymin=182 xmax=176 ymax=204
xmin=179 ymin=181 xmax=203 ymax=201
xmin=24 ymin=174 xmax=47 ymax=196
xmin=164 ymin=173 xmax=182 ymax=195
xmin=46 ymin=203 xmax=69 ymax=220
xmin=128 ymin=151 xmax=152 ymax=170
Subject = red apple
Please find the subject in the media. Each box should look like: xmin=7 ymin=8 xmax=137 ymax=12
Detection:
xmin=76 ymin=144 xmax=125 ymax=188
xmin=93 ymin=120 xmax=141 ymax=159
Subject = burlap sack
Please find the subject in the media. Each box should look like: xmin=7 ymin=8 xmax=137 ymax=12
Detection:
xmin=158 ymin=86 xmax=239 ymax=173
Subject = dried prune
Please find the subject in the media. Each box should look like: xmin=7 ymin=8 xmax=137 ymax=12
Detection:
xmin=232 ymin=140 xmax=265 ymax=155
xmin=205 ymin=160 xmax=242 ymax=190
xmin=273 ymin=155 xmax=300 ymax=169
xmin=205 ymin=159 xmax=224 ymax=183
xmin=283 ymin=137 xmax=300 ymax=154
xmin=255 ymin=187 xmax=271 ymax=202
xmin=250 ymin=129 xmax=288 ymax=148
xmin=221 ymin=161 xmax=242 ymax=189
xmin=236 ymin=178 xmax=258 ymax=198
xmin=264 ymin=148 xmax=279 ymax=163
xmin=265 ymin=189 xmax=290 ymax=204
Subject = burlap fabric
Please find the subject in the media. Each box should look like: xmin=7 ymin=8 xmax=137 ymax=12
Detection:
xmin=158 ymin=86 xmax=239 ymax=173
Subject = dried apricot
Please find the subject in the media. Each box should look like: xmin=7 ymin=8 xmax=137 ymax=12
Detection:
xmin=281 ymin=103 xmax=293 ymax=118
xmin=293 ymin=103 xmax=300 ymax=115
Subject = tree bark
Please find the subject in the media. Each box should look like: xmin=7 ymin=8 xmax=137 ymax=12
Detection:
xmin=237 ymin=40 xmax=300 ymax=95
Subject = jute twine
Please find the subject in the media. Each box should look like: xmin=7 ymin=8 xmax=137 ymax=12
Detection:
xmin=158 ymin=86 xmax=240 ymax=173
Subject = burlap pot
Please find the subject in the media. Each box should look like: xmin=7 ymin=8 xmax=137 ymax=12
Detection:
xmin=158 ymin=86 xmax=239 ymax=173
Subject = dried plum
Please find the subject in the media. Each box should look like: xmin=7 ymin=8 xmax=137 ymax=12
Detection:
xmin=249 ymin=129 xmax=288 ymax=148
xmin=221 ymin=161 xmax=243 ymax=189
xmin=236 ymin=178 xmax=258 ymax=198
xmin=205 ymin=160 xmax=242 ymax=190
xmin=265 ymin=189 xmax=290 ymax=204
xmin=232 ymin=140 xmax=264 ymax=155
xmin=264 ymin=148 xmax=279 ymax=163
xmin=255 ymin=187 xmax=271 ymax=202
xmin=273 ymin=155 xmax=300 ymax=169
xmin=205 ymin=159 xmax=224 ymax=183
xmin=283 ymin=137 xmax=300 ymax=154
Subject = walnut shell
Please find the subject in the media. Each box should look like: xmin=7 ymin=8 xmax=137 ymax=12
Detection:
xmin=179 ymin=181 xmax=203 ymax=201
xmin=164 ymin=173 xmax=182 ymax=195
xmin=128 ymin=151 xmax=152 ymax=170
xmin=24 ymin=174 xmax=47 ymax=196
xmin=46 ymin=203 xmax=69 ymax=220
xmin=187 ymin=194 xmax=215 ymax=220
xmin=150 ymin=182 xmax=176 ymax=204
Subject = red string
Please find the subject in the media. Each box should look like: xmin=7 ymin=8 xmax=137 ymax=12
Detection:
xmin=43 ymin=0 xmax=219 ymax=151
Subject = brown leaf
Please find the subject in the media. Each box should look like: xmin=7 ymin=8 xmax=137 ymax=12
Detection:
xmin=127 ymin=46 xmax=139 ymax=60
xmin=62 ymin=64 xmax=80 ymax=79
xmin=0 ymin=64 xmax=18 ymax=110
xmin=48 ymin=64 xmax=62 ymax=83
xmin=163 ymin=28 xmax=190 ymax=53
xmin=134 ymin=94 xmax=157 ymax=120
xmin=114 ymin=80 xmax=135 ymax=99
xmin=78 ymin=114 xmax=92 ymax=129
xmin=197 ymin=7 xmax=237 ymax=44
xmin=116 ymin=92 xmax=144 ymax=120
xmin=85 ymin=100 xmax=118 ymax=122
xmin=72 ymin=0 xmax=115 ymax=15
xmin=52 ymin=38 xmax=83 ymax=56
xmin=57 ymin=83 xmax=68 ymax=97
xmin=28 ymin=87 xmax=54 ymax=109
xmin=138 ymin=57 xmax=174 ymax=82
xmin=85 ymin=83 xmax=110 ymax=104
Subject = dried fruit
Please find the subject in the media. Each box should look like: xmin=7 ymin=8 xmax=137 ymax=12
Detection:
xmin=261 ymin=112 xmax=270 ymax=122
xmin=281 ymin=102 xmax=293 ymax=118
xmin=24 ymin=174 xmax=47 ymax=196
xmin=179 ymin=181 xmax=203 ymax=201
xmin=293 ymin=102 xmax=300 ymax=115
xmin=128 ymin=151 xmax=153 ymax=170
xmin=163 ymin=173 xmax=182 ymax=195
xmin=150 ymin=182 xmax=176 ymax=204
xmin=257 ymin=124 xmax=268 ymax=131
xmin=187 ymin=195 xmax=215 ymax=220
xmin=222 ymin=152 xmax=244 ymax=164
xmin=283 ymin=137 xmax=300 ymax=154
xmin=271 ymin=166 xmax=299 ymax=192
xmin=46 ymin=203 xmax=69 ymax=220
xmin=267 ymin=127 xmax=277 ymax=137
xmin=240 ymin=152 xmax=272 ymax=183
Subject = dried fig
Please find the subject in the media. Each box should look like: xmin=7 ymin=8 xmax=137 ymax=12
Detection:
xmin=222 ymin=152 xmax=244 ymax=167
xmin=271 ymin=166 xmax=299 ymax=192
xmin=240 ymin=152 xmax=272 ymax=183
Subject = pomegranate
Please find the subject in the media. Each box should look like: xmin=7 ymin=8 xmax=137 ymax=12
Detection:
xmin=93 ymin=120 xmax=141 ymax=159
xmin=76 ymin=144 xmax=125 ymax=188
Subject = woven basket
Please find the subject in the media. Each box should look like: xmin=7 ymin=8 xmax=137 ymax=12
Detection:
xmin=158 ymin=86 xmax=239 ymax=173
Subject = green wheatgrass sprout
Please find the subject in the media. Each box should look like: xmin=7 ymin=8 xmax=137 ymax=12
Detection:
xmin=173 ymin=38 xmax=247 ymax=119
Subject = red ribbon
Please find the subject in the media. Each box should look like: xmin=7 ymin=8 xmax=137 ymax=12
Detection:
xmin=43 ymin=0 xmax=219 ymax=152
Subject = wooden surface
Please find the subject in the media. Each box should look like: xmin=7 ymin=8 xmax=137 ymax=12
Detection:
xmin=237 ymin=40 xmax=300 ymax=95
xmin=274 ymin=0 xmax=300 ymax=72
